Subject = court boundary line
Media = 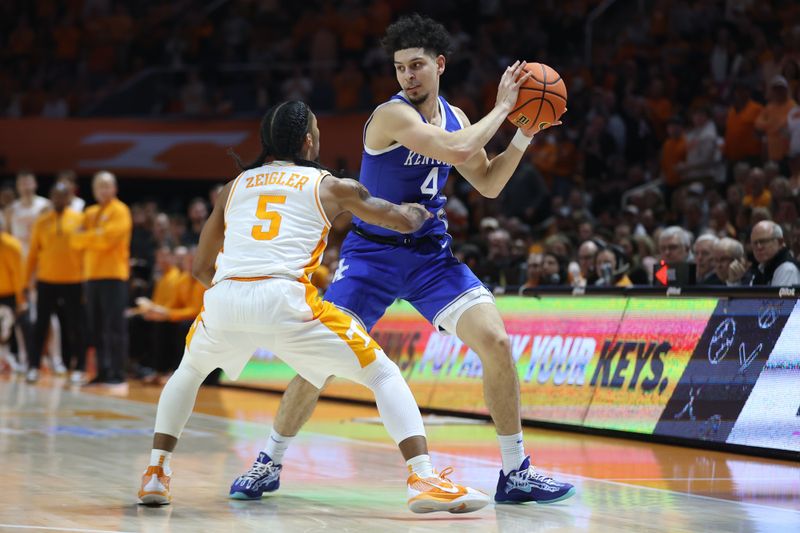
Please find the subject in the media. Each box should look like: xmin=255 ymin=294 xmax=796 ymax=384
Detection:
xmin=602 ymin=477 xmax=797 ymax=481
xmin=82 ymin=389 xmax=800 ymax=517
xmin=0 ymin=524 xmax=135 ymax=533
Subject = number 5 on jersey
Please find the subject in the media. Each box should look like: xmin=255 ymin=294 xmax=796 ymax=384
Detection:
xmin=252 ymin=194 xmax=286 ymax=240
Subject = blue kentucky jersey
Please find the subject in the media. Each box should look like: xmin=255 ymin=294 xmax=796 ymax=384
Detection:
xmin=352 ymin=93 xmax=463 ymax=238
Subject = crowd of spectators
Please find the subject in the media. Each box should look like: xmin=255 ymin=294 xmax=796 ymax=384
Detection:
xmin=0 ymin=168 xmax=348 ymax=385
xmin=4 ymin=0 xmax=800 ymax=299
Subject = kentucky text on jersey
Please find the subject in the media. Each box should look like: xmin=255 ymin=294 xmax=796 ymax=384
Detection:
xmin=357 ymin=93 xmax=463 ymax=238
xmin=403 ymin=151 xmax=448 ymax=167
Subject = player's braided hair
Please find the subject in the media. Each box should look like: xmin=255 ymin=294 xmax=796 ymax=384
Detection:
xmin=381 ymin=14 xmax=452 ymax=58
xmin=229 ymin=100 xmax=323 ymax=172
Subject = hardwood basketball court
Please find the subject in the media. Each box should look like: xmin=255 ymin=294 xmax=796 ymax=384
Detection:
xmin=1 ymin=376 xmax=797 ymax=532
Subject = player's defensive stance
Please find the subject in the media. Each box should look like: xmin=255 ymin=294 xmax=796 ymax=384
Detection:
xmin=232 ymin=14 xmax=575 ymax=506
xmin=137 ymin=101 xmax=490 ymax=514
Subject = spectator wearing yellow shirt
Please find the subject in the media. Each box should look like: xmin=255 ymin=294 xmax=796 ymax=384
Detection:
xmin=755 ymin=75 xmax=797 ymax=165
xmin=25 ymin=183 xmax=85 ymax=384
xmin=71 ymin=171 xmax=132 ymax=389
xmin=166 ymin=251 xmax=205 ymax=324
xmin=140 ymin=247 xmax=205 ymax=378
xmin=129 ymin=246 xmax=181 ymax=383
xmin=0 ymin=219 xmax=25 ymax=373
xmin=595 ymin=247 xmax=633 ymax=287
xmin=742 ymin=168 xmax=773 ymax=208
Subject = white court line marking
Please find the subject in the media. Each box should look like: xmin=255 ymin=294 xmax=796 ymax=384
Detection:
xmin=78 ymin=389 xmax=800 ymax=517
xmin=0 ymin=525 xmax=135 ymax=533
xmin=606 ymin=478 xmax=798 ymax=481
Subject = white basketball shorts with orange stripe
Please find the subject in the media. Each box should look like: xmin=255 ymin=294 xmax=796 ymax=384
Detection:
xmin=182 ymin=277 xmax=386 ymax=388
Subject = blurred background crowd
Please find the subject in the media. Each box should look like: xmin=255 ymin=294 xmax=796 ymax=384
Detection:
xmin=3 ymin=0 xmax=800 ymax=385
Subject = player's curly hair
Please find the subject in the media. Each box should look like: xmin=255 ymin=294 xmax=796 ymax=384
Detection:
xmin=230 ymin=101 xmax=322 ymax=171
xmin=381 ymin=14 xmax=452 ymax=58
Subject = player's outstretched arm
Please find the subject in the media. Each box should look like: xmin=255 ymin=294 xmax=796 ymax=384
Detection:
xmin=322 ymin=176 xmax=431 ymax=234
xmin=192 ymin=180 xmax=232 ymax=287
xmin=368 ymin=61 xmax=531 ymax=166
xmin=454 ymin=110 xmax=562 ymax=198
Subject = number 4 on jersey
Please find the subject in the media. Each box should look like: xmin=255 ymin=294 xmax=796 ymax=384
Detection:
xmin=420 ymin=166 xmax=439 ymax=198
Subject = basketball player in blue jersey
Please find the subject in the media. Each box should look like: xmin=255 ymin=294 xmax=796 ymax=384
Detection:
xmin=231 ymin=14 xmax=575 ymax=504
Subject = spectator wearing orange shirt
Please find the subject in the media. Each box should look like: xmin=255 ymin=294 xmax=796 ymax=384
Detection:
xmin=551 ymin=129 xmax=578 ymax=181
xmin=369 ymin=63 xmax=400 ymax=106
xmin=518 ymin=253 xmax=544 ymax=294
xmin=336 ymin=2 xmax=368 ymax=58
xmin=52 ymin=14 xmax=81 ymax=62
xmin=755 ymin=75 xmax=797 ymax=166
xmin=105 ymin=4 xmax=134 ymax=46
xmin=9 ymin=17 xmax=35 ymax=58
xmin=530 ymin=131 xmax=558 ymax=182
xmin=332 ymin=59 xmax=365 ymax=110
xmin=367 ymin=0 xmax=392 ymax=38
xmin=645 ymin=79 xmax=672 ymax=141
xmin=660 ymin=116 xmax=688 ymax=205
xmin=725 ymin=83 xmax=764 ymax=164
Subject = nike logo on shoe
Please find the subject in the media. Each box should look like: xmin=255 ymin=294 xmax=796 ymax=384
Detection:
xmin=424 ymin=479 xmax=461 ymax=494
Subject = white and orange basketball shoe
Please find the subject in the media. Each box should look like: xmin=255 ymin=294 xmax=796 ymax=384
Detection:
xmin=137 ymin=465 xmax=171 ymax=505
xmin=406 ymin=467 xmax=490 ymax=514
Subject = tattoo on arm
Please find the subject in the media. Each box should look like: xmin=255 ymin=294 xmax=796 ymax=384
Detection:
xmin=405 ymin=204 xmax=429 ymax=224
xmin=369 ymin=198 xmax=401 ymax=222
xmin=355 ymin=182 xmax=370 ymax=201
xmin=380 ymin=222 xmax=406 ymax=231
xmin=361 ymin=196 xmax=409 ymax=231
xmin=349 ymin=180 xmax=428 ymax=232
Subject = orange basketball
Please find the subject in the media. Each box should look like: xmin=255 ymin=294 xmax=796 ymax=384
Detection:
xmin=507 ymin=62 xmax=567 ymax=133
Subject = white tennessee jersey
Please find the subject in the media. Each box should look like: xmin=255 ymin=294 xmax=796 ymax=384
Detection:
xmin=8 ymin=195 xmax=50 ymax=256
xmin=213 ymin=161 xmax=332 ymax=284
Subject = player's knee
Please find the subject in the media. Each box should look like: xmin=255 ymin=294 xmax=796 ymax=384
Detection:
xmin=175 ymin=358 xmax=207 ymax=381
xmin=359 ymin=354 xmax=402 ymax=390
xmin=486 ymin=331 xmax=512 ymax=356
xmin=477 ymin=332 xmax=514 ymax=367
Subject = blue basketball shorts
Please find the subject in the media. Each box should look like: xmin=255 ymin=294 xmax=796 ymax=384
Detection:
xmin=323 ymin=232 xmax=494 ymax=333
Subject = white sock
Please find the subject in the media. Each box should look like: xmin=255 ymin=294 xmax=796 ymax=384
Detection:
xmin=264 ymin=429 xmax=294 ymax=465
xmin=150 ymin=449 xmax=172 ymax=475
xmin=406 ymin=454 xmax=435 ymax=479
xmin=498 ymin=432 xmax=526 ymax=475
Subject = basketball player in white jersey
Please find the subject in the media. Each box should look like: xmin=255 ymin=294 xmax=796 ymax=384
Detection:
xmin=138 ymin=101 xmax=491 ymax=514
xmin=235 ymin=14 xmax=574 ymax=506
